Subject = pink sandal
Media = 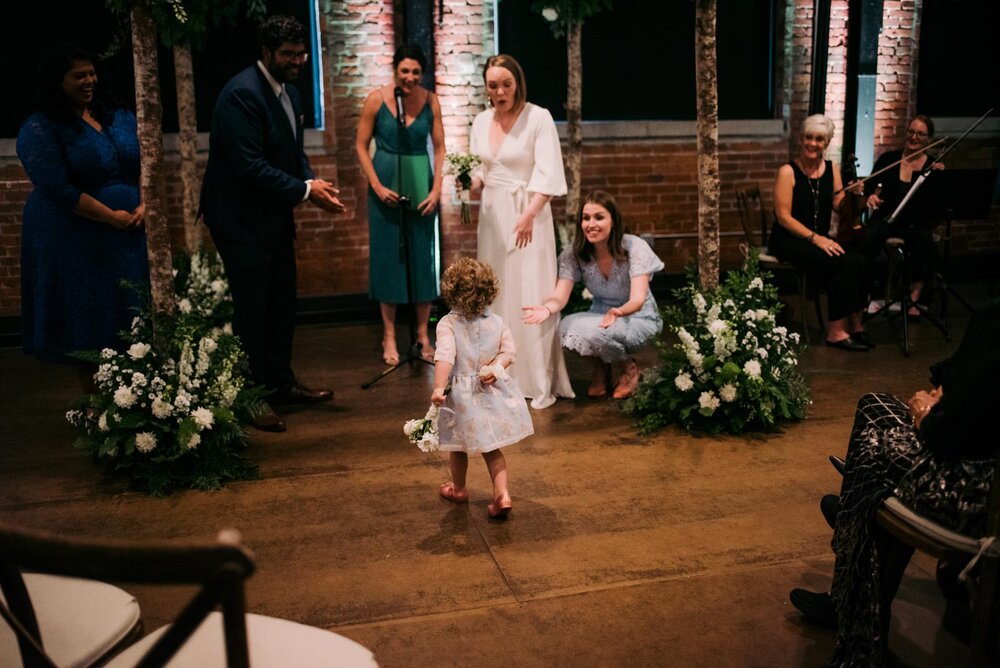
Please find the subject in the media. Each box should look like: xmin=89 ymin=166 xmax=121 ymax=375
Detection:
xmin=439 ymin=482 xmax=469 ymax=503
xmin=488 ymin=492 xmax=513 ymax=519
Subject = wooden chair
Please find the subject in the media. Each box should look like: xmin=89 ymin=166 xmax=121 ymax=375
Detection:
xmin=0 ymin=523 xmax=378 ymax=667
xmin=735 ymin=186 xmax=824 ymax=343
xmin=875 ymin=452 xmax=1000 ymax=664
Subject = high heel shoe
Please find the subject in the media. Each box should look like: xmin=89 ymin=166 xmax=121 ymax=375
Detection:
xmin=487 ymin=492 xmax=512 ymax=519
xmin=439 ymin=482 xmax=469 ymax=503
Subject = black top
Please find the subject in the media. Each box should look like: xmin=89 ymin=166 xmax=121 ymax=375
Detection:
xmin=865 ymin=149 xmax=939 ymax=228
xmin=770 ymin=160 xmax=834 ymax=244
xmin=921 ymin=299 xmax=1000 ymax=460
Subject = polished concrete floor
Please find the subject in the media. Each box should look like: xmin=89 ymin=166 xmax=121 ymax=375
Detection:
xmin=0 ymin=294 xmax=988 ymax=667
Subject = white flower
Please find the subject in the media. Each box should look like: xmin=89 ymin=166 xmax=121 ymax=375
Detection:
xmin=719 ymin=384 xmax=737 ymax=402
xmin=187 ymin=433 xmax=201 ymax=449
xmin=692 ymin=293 xmax=707 ymax=314
xmin=135 ymin=431 xmax=157 ymax=453
xmin=743 ymin=309 xmax=757 ymax=321
xmin=131 ymin=371 xmax=148 ymax=386
xmin=192 ymin=407 xmax=214 ymax=430
xmin=223 ymin=323 xmax=233 ymax=335
xmin=541 ymin=6 xmax=559 ymax=21
xmin=774 ymin=326 xmax=788 ymax=337
xmin=65 ymin=409 xmax=83 ymax=425
xmin=101 ymin=348 xmax=117 ymax=359
xmin=174 ymin=390 xmax=191 ymax=411
xmin=707 ymin=319 xmax=727 ymax=336
xmin=674 ymin=372 xmax=694 ymax=391
xmin=417 ymin=432 xmax=439 ymax=453
xmin=200 ymin=337 xmax=218 ymax=354
xmin=151 ymin=397 xmax=173 ymax=419
xmin=743 ymin=359 xmax=762 ymax=379
xmin=403 ymin=419 xmax=422 ymax=437
xmin=756 ymin=348 xmax=768 ymax=359
xmin=178 ymin=298 xmax=192 ymax=314
xmin=749 ymin=277 xmax=764 ymax=290
xmin=581 ymin=288 xmax=593 ymax=301
xmin=98 ymin=412 xmax=109 ymax=432
xmin=698 ymin=391 xmax=721 ymax=412
xmin=127 ymin=342 xmax=151 ymax=360
xmin=706 ymin=304 xmax=721 ymax=323
xmin=755 ymin=309 xmax=769 ymax=321
xmin=114 ymin=387 xmax=136 ymax=409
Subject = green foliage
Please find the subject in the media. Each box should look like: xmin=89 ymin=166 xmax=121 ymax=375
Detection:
xmin=67 ymin=251 xmax=263 ymax=495
xmin=530 ymin=0 xmax=613 ymax=36
xmin=622 ymin=254 xmax=811 ymax=435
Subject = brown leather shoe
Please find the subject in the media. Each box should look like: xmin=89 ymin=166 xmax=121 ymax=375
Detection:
xmin=272 ymin=382 xmax=334 ymax=405
xmin=251 ymin=404 xmax=286 ymax=432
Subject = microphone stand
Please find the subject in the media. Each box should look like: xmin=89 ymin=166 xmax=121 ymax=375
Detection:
xmin=362 ymin=87 xmax=434 ymax=389
xmin=867 ymin=108 xmax=993 ymax=351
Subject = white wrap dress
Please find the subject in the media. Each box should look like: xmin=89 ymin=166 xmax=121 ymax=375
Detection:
xmin=471 ymin=103 xmax=574 ymax=409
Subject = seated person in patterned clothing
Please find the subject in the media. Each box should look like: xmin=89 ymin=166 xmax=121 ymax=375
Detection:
xmin=789 ymin=298 xmax=1000 ymax=666
xmin=523 ymin=190 xmax=664 ymax=400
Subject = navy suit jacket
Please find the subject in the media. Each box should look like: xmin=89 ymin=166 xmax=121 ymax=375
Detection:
xmin=201 ymin=65 xmax=313 ymax=244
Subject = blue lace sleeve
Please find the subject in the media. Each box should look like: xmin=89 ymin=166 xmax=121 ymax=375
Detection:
xmin=624 ymin=234 xmax=665 ymax=278
xmin=557 ymin=247 xmax=582 ymax=283
xmin=16 ymin=114 xmax=83 ymax=210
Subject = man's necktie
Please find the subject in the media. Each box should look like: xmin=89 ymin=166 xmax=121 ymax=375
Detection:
xmin=279 ymin=88 xmax=296 ymax=139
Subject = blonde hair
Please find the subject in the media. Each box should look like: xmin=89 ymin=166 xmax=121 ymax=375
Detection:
xmin=483 ymin=54 xmax=527 ymax=115
xmin=440 ymin=257 xmax=499 ymax=318
xmin=801 ymin=114 xmax=835 ymax=143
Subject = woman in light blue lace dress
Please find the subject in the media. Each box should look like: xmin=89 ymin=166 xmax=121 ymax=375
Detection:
xmin=524 ymin=191 xmax=664 ymax=399
xmin=432 ymin=258 xmax=533 ymax=519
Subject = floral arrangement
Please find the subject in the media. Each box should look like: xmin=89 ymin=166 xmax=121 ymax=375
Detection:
xmin=446 ymin=152 xmax=481 ymax=225
xmin=66 ymin=251 xmax=264 ymax=495
xmin=623 ymin=254 xmax=810 ymax=434
xmin=403 ymin=404 xmax=441 ymax=453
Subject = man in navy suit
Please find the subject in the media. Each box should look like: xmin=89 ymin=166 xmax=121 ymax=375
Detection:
xmin=201 ymin=15 xmax=344 ymax=432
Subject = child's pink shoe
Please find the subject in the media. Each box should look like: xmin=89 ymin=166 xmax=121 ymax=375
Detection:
xmin=488 ymin=492 xmax=512 ymax=518
xmin=439 ymin=482 xmax=469 ymax=503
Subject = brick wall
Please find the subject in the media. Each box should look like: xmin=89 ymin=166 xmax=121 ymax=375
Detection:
xmin=0 ymin=0 xmax=996 ymax=320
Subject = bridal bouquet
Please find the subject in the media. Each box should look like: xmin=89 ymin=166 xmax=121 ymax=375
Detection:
xmin=404 ymin=404 xmax=441 ymax=452
xmin=446 ymin=152 xmax=481 ymax=225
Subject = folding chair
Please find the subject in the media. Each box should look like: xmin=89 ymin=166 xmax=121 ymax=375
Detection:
xmin=0 ymin=524 xmax=378 ymax=667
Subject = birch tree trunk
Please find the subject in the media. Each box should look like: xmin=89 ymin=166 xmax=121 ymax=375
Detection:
xmin=562 ymin=20 xmax=583 ymax=249
xmin=131 ymin=5 xmax=175 ymax=320
xmin=173 ymin=39 xmax=201 ymax=252
xmin=695 ymin=0 xmax=720 ymax=291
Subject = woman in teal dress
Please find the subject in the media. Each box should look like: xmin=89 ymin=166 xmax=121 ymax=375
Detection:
xmin=356 ymin=44 xmax=444 ymax=365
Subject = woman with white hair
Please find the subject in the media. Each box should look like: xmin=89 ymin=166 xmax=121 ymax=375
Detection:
xmin=769 ymin=114 xmax=873 ymax=351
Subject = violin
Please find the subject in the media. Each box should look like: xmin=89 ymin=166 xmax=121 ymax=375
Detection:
xmin=836 ymin=154 xmax=867 ymax=246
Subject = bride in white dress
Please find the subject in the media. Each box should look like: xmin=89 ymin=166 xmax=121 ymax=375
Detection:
xmin=466 ymin=54 xmax=574 ymax=409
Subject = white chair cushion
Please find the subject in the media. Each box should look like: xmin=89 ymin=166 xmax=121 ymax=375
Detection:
xmin=106 ymin=611 xmax=378 ymax=667
xmin=882 ymin=496 xmax=982 ymax=553
xmin=0 ymin=573 xmax=140 ymax=668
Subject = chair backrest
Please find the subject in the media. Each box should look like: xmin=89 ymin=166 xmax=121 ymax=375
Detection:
xmin=735 ymin=186 xmax=771 ymax=248
xmin=0 ymin=523 xmax=256 ymax=668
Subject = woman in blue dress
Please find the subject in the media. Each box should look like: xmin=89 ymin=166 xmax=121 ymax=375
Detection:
xmin=355 ymin=44 xmax=445 ymax=366
xmin=523 ymin=190 xmax=664 ymax=399
xmin=17 ymin=43 xmax=148 ymax=387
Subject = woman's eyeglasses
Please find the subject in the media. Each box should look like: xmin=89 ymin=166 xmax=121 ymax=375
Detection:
xmin=906 ymin=129 xmax=928 ymax=138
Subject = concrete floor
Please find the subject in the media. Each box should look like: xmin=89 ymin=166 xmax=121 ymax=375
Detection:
xmin=0 ymin=297 xmax=985 ymax=667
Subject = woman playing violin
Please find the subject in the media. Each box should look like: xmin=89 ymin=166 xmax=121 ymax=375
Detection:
xmin=862 ymin=115 xmax=944 ymax=319
xmin=769 ymin=115 xmax=874 ymax=352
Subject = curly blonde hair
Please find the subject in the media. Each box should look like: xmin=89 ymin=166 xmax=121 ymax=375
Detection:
xmin=440 ymin=257 xmax=499 ymax=318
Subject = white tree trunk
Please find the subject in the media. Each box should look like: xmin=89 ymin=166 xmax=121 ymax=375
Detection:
xmin=695 ymin=0 xmax=720 ymax=291
xmin=131 ymin=5 xmax=175 ymax=320
xmin=173 ymin=40 xmax=202 ymax=252
xmin=562 ymin=20 xmax=583 ymax=249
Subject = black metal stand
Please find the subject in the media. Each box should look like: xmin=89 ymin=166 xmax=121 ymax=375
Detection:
xmin=362 ymin=107 xmax=433 ymax=390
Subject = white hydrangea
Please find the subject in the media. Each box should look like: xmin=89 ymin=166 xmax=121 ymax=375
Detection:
xmin=178 ymin=298 xmax=192 ymax=314
xmin=749 ymin=277 xmax=764 ymax=290
xmin=755 ymin=309 xmax=769 ymax=321
xmin=200 ymin=337 xmax=218 ymax=354
xmin=151 ymin=397 xmax=173 ymax=419
xmin=756 ymin=348 xmax=768 ymax=359
xmin=187 ymin=433 xmax=201 ymax=449
xmin=101 ymin=348 xmax=117 ymax=360
xmin=114 ymin=387 xmax=136 ymax=409
xmin=707 ymin=319 xmax=727 ymax=336
xmin=698 ymin=391 xmax=721 ymax=412
xmin=674 ymin=372 xmax=694 ymax=391
xmin=192 ymin=407 xmax=214 ymax=430
xmin=127 ymin=342 xmax=151 ymax=360
xmin=135 ymin=431 xmax=157 ymax=453
xmin=743 ymin=359 xmax=762 ymax=379
xmin=719 ymin=384 xmax=737 ymax=402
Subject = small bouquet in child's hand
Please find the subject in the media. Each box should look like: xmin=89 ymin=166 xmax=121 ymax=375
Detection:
xmin=403 ymin=404 xmax=440 ymax=452
xmin=446 ymin=152 xmax=482 ymax=225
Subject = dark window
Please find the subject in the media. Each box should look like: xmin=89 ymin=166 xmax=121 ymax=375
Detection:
xmin=916 ymin=0 xmax=1000 ymax=117
xmin=3 ymin=0 xmax=318 ymax=138
xmin=497 ymin=0 xmax=775 ymax=121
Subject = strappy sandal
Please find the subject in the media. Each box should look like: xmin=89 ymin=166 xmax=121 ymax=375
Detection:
xmin=439 ymin=482 xmax=469 ymax=503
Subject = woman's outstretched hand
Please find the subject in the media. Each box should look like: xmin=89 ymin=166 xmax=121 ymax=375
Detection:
xmin=522 ymin=305 xmax=550 ymax=325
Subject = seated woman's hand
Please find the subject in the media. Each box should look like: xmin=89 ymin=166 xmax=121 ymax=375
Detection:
xmin=522 ymin=305 xmax=551 ymax=325
xmin=907 ymin=387 xmax=942 ymax=428
xmin=600 ymin=307 xmax=623 ymax=329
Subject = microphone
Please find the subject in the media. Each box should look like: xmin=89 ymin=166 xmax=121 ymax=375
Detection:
xmin=394 ymin=86 xmax=406 ymax=128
